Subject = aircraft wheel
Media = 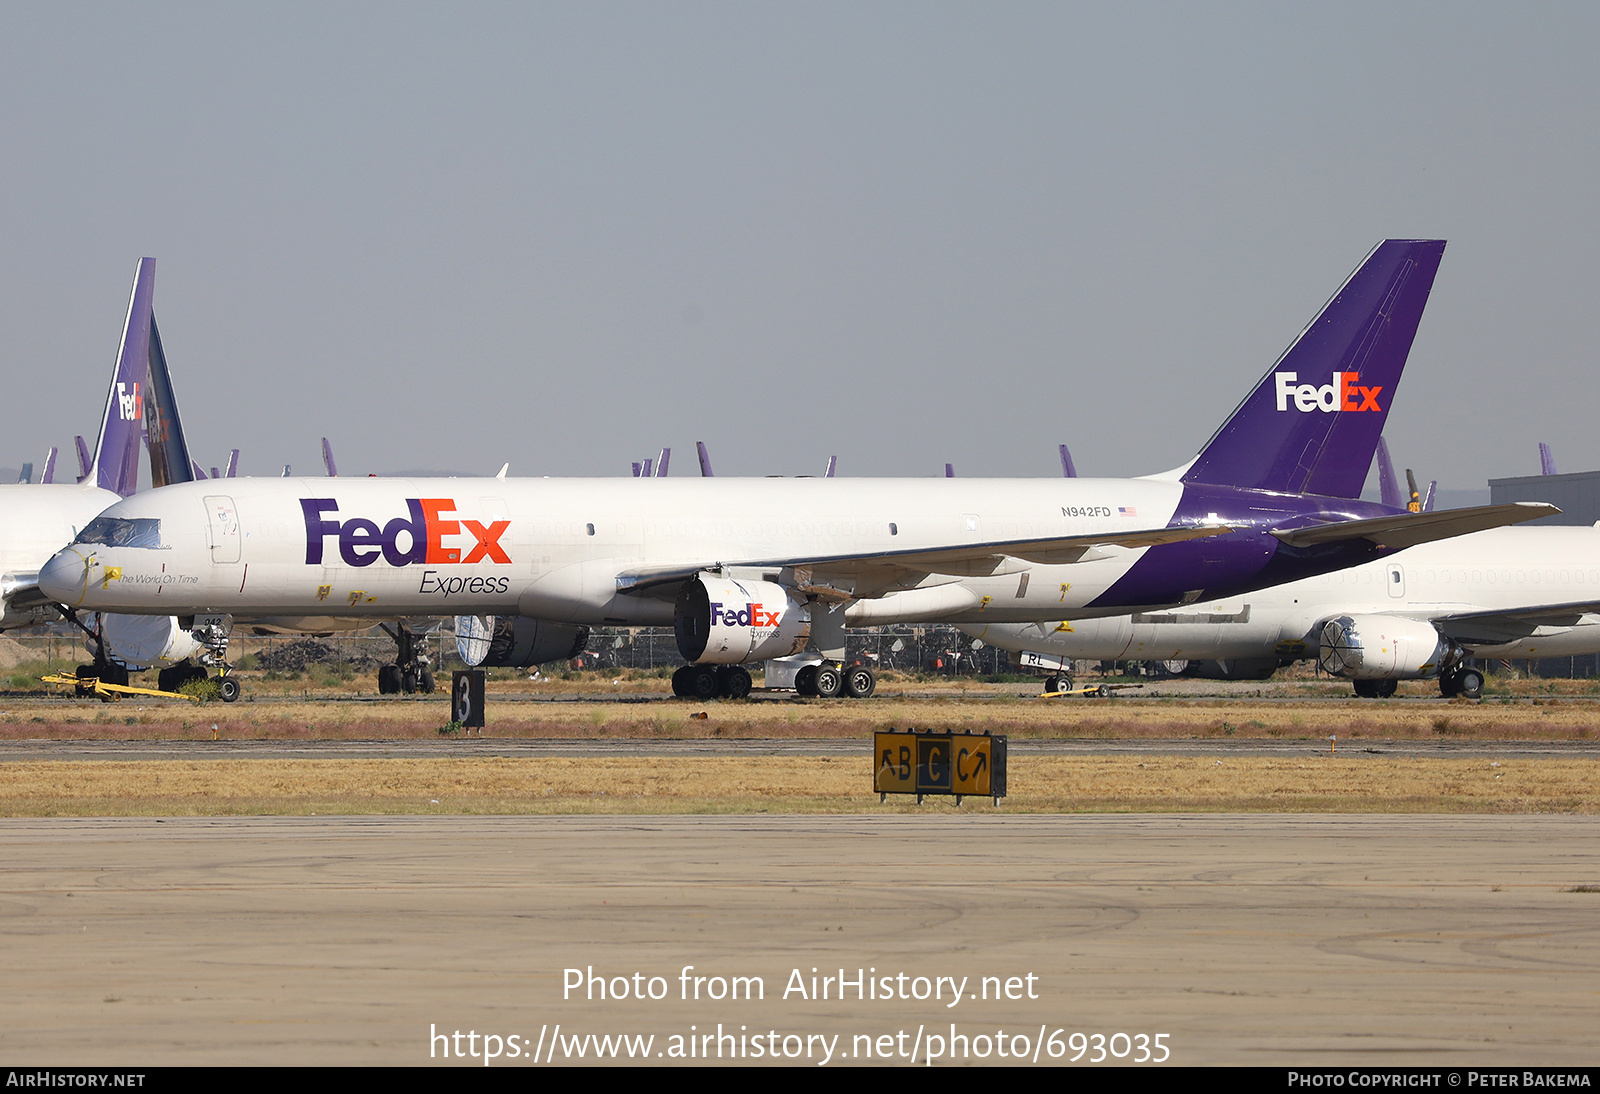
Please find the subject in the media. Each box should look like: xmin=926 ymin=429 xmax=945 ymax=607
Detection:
xmin=418 ymin=667 xmax=436 ymax=694
xmin=794 ymin=665 xmax=819 ymax=697
xmin=74 ymin=663 xmax=97 ymax=697
xmin=671 ymin=665 xmax=694 ymax=697
xmin=1376 ymin=679 xmax=1398 ymax=698
xmin=1095 ymin=685 xmax=1111 ymax=698
xmin=1456 ymin=669 xmax=1484 ymax=700
xmin=219 ymin=677 xmax=241 ymax=703
xmin=843 ymin=664 xmax=876 ymax=699
xmin=1438 ymin=672 xmax=1460 ymax=699
xmin=378 ymin=664 xmax=402 ymax=694
xmin=718 ymin=665 xmax=752 ymax=700
xmin=814 ymin=663 xmax=843 ymax=699
xmin=689 ymin=664 xmax=720 ymax=700
xmin=401 ymin=669 xmax=418 ymax=694
xmin=1353 ymin=680 xmax=1378 ymax=699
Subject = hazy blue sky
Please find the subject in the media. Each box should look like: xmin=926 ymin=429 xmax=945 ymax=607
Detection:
xmin=3 ymin=3 xmax=1596 ymax=488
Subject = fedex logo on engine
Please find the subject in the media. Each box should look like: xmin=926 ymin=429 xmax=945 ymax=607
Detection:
xmin=301 ymin=498 xmax=510 ymax=568
xmin=1273 ymin=372 xmax=1384 ymax=413
xmin=710 ymin=602 xmax=782 ymax=629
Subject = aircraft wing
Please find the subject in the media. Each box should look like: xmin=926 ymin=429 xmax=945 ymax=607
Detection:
xmin=1270 ymin=503 xmax=1559 ymax=551
xmin=1429 ymin=600 xmax=1600 ymax=645
xmin=614 ymin=524 xmax=1234 ymax=596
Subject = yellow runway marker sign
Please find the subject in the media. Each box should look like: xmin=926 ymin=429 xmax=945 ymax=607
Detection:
xmin=874 ymin=729 xmax=1006 ymax=804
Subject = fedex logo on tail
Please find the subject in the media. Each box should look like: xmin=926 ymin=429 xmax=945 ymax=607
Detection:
xmin=1274 ymin=372 xmax=1383 ymax=413
xmin=116 ymin=382 xmax=143 ymax=422
xmin=302 ymin=499 xmax=511 ymax=568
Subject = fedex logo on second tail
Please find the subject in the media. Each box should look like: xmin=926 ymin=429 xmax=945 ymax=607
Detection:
xmin=1273 ymin=372 xmax=1383 ymax=413
xmin=301 ymin=499 xmax=510 ymax=568
xmin=116 ymin=382 xmax=143 ymax=422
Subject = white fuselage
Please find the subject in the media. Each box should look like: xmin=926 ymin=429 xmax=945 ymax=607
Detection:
xmin=963 ymin=526 xmax=1600 ymax=663
xmin=42 ymin=476 xmax=1190 ymax=625
xmin=0 ymin=483 xmax=122 ymax=628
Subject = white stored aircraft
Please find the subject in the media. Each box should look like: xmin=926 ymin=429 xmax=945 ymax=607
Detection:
xmin=38 ymin=240 xmax=1555 ymax=701
xmin=961 ymin=524 xmax=1600 ymax=700
xmin=0 ymin=260 xmax=159 ymax=638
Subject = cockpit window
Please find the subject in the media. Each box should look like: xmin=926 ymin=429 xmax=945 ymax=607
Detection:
xmin=78 ymin=516 xmax=164 ymax=549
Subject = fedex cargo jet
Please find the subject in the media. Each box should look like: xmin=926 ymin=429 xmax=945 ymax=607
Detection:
xmin=962 ymin=523 xmax=1600 ymax=700
xmin=39 ymin=240 xmax=1552 ymax=700
xmin=0 ymin=259 xmax=160 ymax=631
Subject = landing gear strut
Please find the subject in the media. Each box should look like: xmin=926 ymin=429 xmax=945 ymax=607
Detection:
xmin=378 ymin=622 xmax=436 ymax=695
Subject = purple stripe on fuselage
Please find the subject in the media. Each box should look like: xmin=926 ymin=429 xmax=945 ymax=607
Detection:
xmin=1088 ymin=483 xmax=1402 ymax=609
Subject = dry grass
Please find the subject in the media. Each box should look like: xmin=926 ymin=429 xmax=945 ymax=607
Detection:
xmin=1 ymin=755 xmax=1595 ymax=816
xmin=2 ymin=692 xmax=1600 ymax=742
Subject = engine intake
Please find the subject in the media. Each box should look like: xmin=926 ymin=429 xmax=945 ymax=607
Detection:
xmin=1318 ymin=614 xmax=1448 ymax=679
xmin=455 ymin=616 xmax=589 ymax=668
xmin=675 ymin=574 xmax=810 ymax=665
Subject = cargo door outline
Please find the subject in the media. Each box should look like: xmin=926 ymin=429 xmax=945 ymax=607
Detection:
xmin=205 ymin=495 xmax=241 ymax=564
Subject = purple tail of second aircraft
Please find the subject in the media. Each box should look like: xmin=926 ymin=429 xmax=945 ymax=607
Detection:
xmin=1181 ymin=239 xmax=1446 ymax=500
xmin=87 ymin=258 xmax=159 ymax=497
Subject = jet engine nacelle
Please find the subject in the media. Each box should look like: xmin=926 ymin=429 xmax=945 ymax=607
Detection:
xmin=1317 ymin=614 xmax=1448 ymax=679
xmin=98 ymin=613 xmax=205 ymax=670
xmin=674 ymin=574 xmax=810 ymax=665
xmin=455 ymin=615 xmax=589 ymax=668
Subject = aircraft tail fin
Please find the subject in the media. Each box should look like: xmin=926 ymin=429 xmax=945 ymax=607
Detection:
xmin=1375 ymin=436 xmax=1402 ymax=509
xmin=1181 ymin=239 xmax=1445 ymax=499
xmin=143 ymin=312 xmax=198 ymax=488
xmin=86 ymin=258 xmax=157 ymax=496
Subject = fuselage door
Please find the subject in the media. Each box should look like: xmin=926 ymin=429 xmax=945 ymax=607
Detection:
xmin=1385 ymin=563 xmax=1405 ymax=599
xmin=204 ymin=495 xmax=241 ymax=564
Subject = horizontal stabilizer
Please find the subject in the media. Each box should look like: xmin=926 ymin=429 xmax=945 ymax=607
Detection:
xmin=1271 ymin=502 xmax=1558 ymax=551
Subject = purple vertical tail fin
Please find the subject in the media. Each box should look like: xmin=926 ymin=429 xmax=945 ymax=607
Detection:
xmin=696 ymin=441 xmax=715 ymax=477
xmin=1423 ymin=480 xmax=1436 ymax=512
xmin=825 ymin=455 xmax=837 ymax=478
xmin=142 ymin=313 xmax=197 ymax=488
xmin=74 ymin=436 xmax=91 ymax=482
xmin=1059 ymin=443 xmax=1077 ymax=478
xmin=322 ymin=438 xmax=338 ymax=477
xmin=225 ymin=449 xmax=239 ymax=477
xmin=655 ymin=447 xmax=670 ymax=477
xmin=1375 ymin=436 xmax=1402 ymax=509
xmin=1180 ymin=240 xmax=1446 ymax=499
xmin=87 ymin=258 xmax=157 ymax=496
xmin=41 ymin=446 xmax=57 ymax=484
xmin=1539 ymin=442 xmax=1557 ymax=476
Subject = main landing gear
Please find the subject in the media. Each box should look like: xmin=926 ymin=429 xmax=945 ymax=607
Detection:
xmin=1351 ymin=679 xmax=1398 ymax=698
xmin=671 ymin=664 xmax=753 ymax=700
xmin=669 ymin=661 xmax=879 ymax=699
xmin=794 ymin=662 xmax=876 ymax=699
xmin=1439 ymin=666 xmax=1484 ymax=700
xmin=377 ymin=622 xmax=437 ymax=695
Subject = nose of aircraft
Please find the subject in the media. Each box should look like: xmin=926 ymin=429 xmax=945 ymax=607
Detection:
xmin=39 ymin=547 xmax=97 ymax=607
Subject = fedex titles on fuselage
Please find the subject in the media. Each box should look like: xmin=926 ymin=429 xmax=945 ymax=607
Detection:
xmin=1274 ymin=372 xmax=1383 ymax=413
xmin=301 ymin=498 xmax=512 ymax=598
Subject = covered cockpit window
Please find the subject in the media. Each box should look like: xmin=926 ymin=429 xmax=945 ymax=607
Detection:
xmin=78 ymin=516 xmax=164 ymax=549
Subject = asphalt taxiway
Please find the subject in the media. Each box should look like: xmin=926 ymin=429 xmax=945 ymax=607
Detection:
xmin=2 ymin=814 xmax=1596 ymax=1066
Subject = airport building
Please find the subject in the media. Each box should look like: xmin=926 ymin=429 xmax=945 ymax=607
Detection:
xmin=1489 ymin=469 xmax=1600 ymax=526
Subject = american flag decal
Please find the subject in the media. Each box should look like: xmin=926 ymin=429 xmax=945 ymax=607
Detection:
xmin=1118 ymin=506 xmax=1137 ymax=517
